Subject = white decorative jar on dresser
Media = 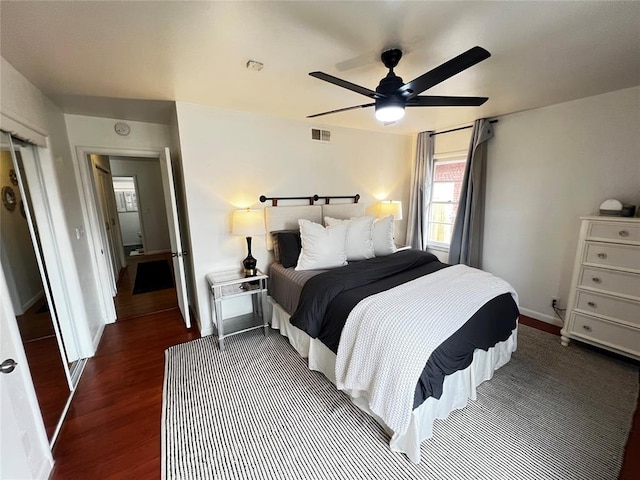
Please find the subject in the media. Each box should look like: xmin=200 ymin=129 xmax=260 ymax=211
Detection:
xmin=561 ymin=216 xmax=640 ymax=360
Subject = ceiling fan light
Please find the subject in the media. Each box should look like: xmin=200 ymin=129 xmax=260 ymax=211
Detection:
xmin=375 ymin=105 xmax=405 ymax=122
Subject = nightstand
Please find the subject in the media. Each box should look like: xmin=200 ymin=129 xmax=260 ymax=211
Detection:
xmin=205 ymin=270 xmax=269 ymax=350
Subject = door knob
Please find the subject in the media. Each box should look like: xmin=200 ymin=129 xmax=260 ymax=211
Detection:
xmin=1 ymin=358 xmax=17 ymax=374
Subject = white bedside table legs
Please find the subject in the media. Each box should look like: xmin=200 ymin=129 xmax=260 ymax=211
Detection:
xmin=212 ymin=286 xmax=226 ymax=350
xmin=206 ymin=270 xmax=270 ymax=351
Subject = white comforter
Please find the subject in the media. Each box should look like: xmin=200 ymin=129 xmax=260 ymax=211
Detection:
xmin=335 ymin=264 xmax=518 ymax=441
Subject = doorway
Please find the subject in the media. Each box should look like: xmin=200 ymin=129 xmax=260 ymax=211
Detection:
xmin=112 ymin=176 xmax=144 ymax=257
xmin=0 ymin=132 xmax=80 ymax=444
xmin=83 ymin=152 xmax=190 ymax=323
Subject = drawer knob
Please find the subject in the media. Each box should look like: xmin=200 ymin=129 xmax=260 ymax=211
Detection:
xmin=618 ymin=230 xmax=629 ymax=237
xmin=591 ymin=277 xmax=601 ymax=283
xmin=597 ymin=252 xmax=607 ymax=259
xmin=587 ymin=301 xmax=597 ymax=308
xmin=582 ymin=325 xmax=592 ymax=332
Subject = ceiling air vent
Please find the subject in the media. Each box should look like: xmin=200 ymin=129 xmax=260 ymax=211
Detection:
xmin=311 ymin=128 xmax=331 ymax=142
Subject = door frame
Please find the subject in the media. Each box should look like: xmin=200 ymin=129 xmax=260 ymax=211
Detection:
xmin=74 ymin=146 xmax=191 ymax=325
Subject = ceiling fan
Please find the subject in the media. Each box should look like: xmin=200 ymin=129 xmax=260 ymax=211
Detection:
xmin=308 ymin=46 xmax=490 ymax=122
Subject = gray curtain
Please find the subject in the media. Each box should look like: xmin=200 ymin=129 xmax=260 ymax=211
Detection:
xmin=406 ymin=131 xmax=435 ymax=250
xmin=448 ymin=119 xmax=495 ymax=267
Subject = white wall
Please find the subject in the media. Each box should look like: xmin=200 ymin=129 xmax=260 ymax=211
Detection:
xmin=485 ymin=86 xmax=640 ymax=324
xmin=110 ymin=157 xmax=171 ymax=253
xmin=64 ymin=114 xmax=172 ymax=153
xmin=175 ymin=102 xmax=413 ymax=334
xmin=435 ymin=129 xmax=472 ymax=158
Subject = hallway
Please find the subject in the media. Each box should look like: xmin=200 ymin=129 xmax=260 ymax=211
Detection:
xmin=114 ymin=252 xmax=179 ymax=320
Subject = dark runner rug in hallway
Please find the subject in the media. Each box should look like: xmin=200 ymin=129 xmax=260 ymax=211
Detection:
xmin=132 ymin=259 xmax=174 ymax=295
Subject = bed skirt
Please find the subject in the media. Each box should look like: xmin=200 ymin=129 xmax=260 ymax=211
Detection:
xmin=269 ymin=296 xmax=518 ymax=463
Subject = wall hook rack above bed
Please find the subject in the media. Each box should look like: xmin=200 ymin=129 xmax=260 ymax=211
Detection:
xmin=259 ymin=194 xmax=360 ymax=206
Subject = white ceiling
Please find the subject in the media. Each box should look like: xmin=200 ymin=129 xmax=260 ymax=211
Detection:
xmin=1 ymin=1 xmax=639 ymax=134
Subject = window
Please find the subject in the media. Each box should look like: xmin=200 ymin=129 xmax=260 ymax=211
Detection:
xmin=427 ymin=157 xmax=466 ymax=248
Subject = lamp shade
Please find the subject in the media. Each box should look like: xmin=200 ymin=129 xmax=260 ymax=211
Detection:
xmin=377 ymin=200 xmax=403 ymax=221
xmin=231 ymin=209 xmax=265 ymax=237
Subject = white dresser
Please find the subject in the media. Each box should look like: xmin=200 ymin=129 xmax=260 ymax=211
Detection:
xmin=561 ymin=216 xmax=640 ymax=360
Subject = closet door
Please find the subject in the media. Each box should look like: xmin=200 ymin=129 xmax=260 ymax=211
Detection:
xmin=0 ymin=131 xmax=76 ymax=442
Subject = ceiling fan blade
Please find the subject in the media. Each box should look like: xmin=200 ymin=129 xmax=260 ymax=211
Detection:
xmin=309 ymin=72 xmax=384 ymax=99
xmin=307 ymin=103 xmax=375 ymax=118
xmin=398 ymin=46 xmax=491 ymax=99
xmin=407 ymin=95 xmax=489 ymax=107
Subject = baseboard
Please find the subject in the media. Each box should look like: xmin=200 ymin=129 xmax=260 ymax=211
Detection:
xmin=200 ymin=323 xmax=213 ymax=337
xmin=92 ymin=321 xmax=105 ymax=354
xmin=18 ymin=290 xmax=44 ymax=316
xmin=519 ymin=307 xmax=563 ymax=327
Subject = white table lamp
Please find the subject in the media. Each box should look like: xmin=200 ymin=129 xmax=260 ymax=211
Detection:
xmin=377 ymin=200 xmax=403 ymax=221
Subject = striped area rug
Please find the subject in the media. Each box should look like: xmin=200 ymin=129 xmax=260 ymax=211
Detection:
xmin=162 ymin=325 xmax=638 ymax=479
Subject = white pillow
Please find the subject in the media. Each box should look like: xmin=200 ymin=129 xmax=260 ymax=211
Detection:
xmin=324 ymin=216 xmax=375 ymax=261
xmin=372 ymin=215 xmax=397 ymax=256
xmin=295 ymin=219 xmax=348 ymax=270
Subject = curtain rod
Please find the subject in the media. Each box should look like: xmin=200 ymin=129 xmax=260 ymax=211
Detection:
xmin=429 ymin=119 xmax=498 ymax=137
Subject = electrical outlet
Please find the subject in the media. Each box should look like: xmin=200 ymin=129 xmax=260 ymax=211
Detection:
xmin=551 ymin=297 xmax=559 ymax=309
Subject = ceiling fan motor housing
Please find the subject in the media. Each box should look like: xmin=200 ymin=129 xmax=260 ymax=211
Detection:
xmin=376 ymin=73 xmax=406 ymax=112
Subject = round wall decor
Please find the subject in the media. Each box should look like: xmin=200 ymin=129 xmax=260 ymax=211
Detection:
xmin=2 ymin=186 xmax=17 ymax=212
xmin=9 ymin=169 xmax=18 ymax=185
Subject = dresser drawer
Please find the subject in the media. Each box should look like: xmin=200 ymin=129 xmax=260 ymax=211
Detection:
xmin=583 ymin=242 xmax=640 ymax=272
xmin=586 ymin=220 xmax=640 ymax=244
xmin=575 ymin=290 xmax=640 ymax=327
xmin=570 ymin=312 xmax=640 ymax=356
xmin=578 ymin=266 xmax=640 ymax=300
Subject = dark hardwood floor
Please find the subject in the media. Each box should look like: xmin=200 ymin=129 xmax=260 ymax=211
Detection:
xmin=22 ymin=336 xmax=70 ymax=440
xmin=17 ymin=300 xmax=70 ymax=440
xmin=49 ymin=311 xmax=639 ymax=479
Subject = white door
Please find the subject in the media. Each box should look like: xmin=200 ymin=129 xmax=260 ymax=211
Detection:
xmin=97 ymin=169 xmax=120 ymax=282
xmin=159 ymin=148 xmax=191 ymax=328
xmin=0 ymin=269 xmax=53 ymax=479
xmin=92 ymin=164 xmax=118 ymax=290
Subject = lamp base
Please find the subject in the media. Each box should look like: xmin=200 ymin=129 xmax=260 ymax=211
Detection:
xmin=242 ymin=236 xmax=258 ymax=284
xmin=242 ymin=253 xmax=257 ymax=278
xmin=243 ymin=267 xmax=257 ymax=277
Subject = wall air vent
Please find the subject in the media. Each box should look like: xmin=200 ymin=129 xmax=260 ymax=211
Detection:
xmin=311 ymin=128 xmax=331 ymax=142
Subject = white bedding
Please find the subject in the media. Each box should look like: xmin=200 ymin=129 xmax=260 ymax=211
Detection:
xmin=270 ymin=298 xmax=518 ymax=463
xmin=336 ymin=264 xmax=518 ymax=443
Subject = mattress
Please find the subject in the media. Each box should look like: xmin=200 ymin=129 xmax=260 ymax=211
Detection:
xmin=268 ymin=262 xmax=326 ymax=315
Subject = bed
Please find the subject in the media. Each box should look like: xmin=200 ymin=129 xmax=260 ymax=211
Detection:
xmin=264 ymin=202 xmax=519 ymax=463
